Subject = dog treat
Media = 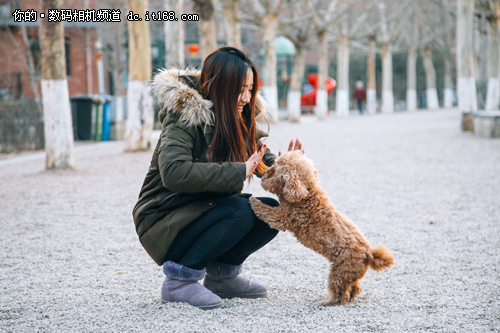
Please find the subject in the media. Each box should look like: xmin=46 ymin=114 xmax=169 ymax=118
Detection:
xmin=250 ymin=151 xmax=394 ymax=305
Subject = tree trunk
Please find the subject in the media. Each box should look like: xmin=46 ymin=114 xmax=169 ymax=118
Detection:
xmin=287 ymin=45 xmax=306 ymax=122
xmin=193 ymin=0 xmax=218 ymax=59
xmin=444 ymin=57 xmax=454 ymax=108
xmin=335 ymin=35 xmax=350 ymax=117
xmin=125 ymin=0 xmax=153 ymax=152
xmin=406 ymin=46 xmax=417 ymax=111
xmin=475 ymin=8 xmax=489 ymax=83
xmin=456 ymin=0 xmax=477 ymax=112
xmin=315 ymin=29 xmax=329 ymax=119
xmin=261 ymin=13 xmax=279 ymax=122
xmin=367 ymin=36 xmax=376 ymax=114
xmin=113 ymin=23 xmax=123 ymax=95
xmin=380 ymin=43 xmax=394 ymax=113
xmin=422 ymin=46 xmax=439 ymax=109
xmin=221 ymin=0 xmax=242 ymax=49
xmin=164 ymin=0 xmax=185 ymax=67
xmin=20 ymin=23 xmax=40 ymax=104
xmin=485 ymin=12 xmax=500 ymax=110
xmin=40 ymin=0 xmax=74 ymax=169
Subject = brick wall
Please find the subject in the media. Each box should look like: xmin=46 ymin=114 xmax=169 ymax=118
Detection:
xmin=0 ymin=0 xmax=99 ymax=100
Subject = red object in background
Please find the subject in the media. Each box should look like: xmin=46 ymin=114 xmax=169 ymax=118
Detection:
xmin=300 ymin=74 xmax=336 ymax=112
xmin=188 ymin=44 xmax=200 ymax=57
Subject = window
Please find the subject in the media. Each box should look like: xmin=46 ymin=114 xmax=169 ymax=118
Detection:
xmin=28 ymin=36 xmax=71 ymax=77
xmin=29 ymin=37 xmax=41 ymax=76
xmin=65 ymin=37 xmax=70 ymax=76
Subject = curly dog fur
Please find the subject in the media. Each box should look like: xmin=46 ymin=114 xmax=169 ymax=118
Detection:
xmin=250 ymin=151 xmax=394 ymax=305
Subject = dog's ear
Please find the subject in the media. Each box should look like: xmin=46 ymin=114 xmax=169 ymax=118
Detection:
xmin=282 ymin=170 xmax=309 ymax=202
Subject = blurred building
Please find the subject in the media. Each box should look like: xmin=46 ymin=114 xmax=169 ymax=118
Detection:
xmin=0 ymin=0 xmax=99 ymax=101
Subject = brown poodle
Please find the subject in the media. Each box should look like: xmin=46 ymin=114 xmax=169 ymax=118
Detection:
xmin=250 ymin=151 xmax=394 ymax=305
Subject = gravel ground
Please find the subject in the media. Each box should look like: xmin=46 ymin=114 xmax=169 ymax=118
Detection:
xmin=1 ymin=109 xmax=499 ymax=332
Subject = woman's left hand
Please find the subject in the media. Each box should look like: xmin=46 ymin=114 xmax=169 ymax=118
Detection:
xmin=279 ymin=138 xmax=305 ymax=156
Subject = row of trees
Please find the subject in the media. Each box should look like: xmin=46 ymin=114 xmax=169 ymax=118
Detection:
xmin=41 ymin=0 xmax=494 ymax=169
xmin=158 ymin=0 xmax=498 ymax=119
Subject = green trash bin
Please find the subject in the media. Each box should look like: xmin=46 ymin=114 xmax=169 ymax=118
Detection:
xmin=92 ymin=96 xmax=105 ymax=142
xmin=70 ymin=94 xmax=106 ymax=141
xmin=71 ymin=95 xmax=95 ymax=141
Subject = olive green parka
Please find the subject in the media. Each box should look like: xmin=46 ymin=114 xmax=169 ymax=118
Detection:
xmin=132 ymin=68 xmax=276 ymax=265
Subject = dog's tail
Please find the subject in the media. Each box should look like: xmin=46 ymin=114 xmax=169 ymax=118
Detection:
xmin=368 ymin=244 xmax=394 ymax=272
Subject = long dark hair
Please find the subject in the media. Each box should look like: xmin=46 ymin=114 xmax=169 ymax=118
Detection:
xmin=199 ymin=46 xmax=267 ymax=174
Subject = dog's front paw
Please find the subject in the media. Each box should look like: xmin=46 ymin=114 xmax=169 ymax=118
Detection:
xmin=249 ymin=197 xmax=273 ymax=224
xmin=249 ymin=197 xmax=264 ymax=213
xmin=249 ymin=196 xmax=260 ymax=205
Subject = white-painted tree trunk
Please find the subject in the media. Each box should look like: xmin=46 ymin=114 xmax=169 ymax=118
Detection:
xmin=261 ymin=14 xmax=279 ymax=122
xmin=458 ymin=77 xmax=477 ymax=111
xmin=380 ymin=45 xmax=394 ymax=113
xmin=367 ymin=89 xmax=376 ymax=114
xmin=315 ymin=30 xmax=329 ymax=119
xmin=367 ymin=37 xmax=376 ymax=114
xmin=315 ymin=89 xmax=328 ymax=118
xmin=485 ymin=78 xmax=499 ymax=110
xmin=444 ymin=58 xmax=454 ymax=108
xmin=422 ymin=47 xmax=439 ymax=109
xmin=287 ymin=46 xmax=306 ymax=122
xmin=444 ymin=89 xmax=454 ymax=108
xmin=406 ymin=46 xmax=417 ymax=111
xmin=335 ymin=36 xmax=350 ymax=117
xmin=426 ymin=88 xmax=439 ymax=109
xmin=125 ymin=81 xmax=154 ymax=150
xmin=485 ymin=12 xmax=500 ymax=110
xmin=42 ymin=79 xmax=75 ymax=169
xmin=287 ymin=91 xmax=301 ymax=122
xmin=261 ymin=85 xmax=278 ymax=121
xmin=221 ymin=0 xmax=242 ymax=49
xmin=456 ymin=0 xmax=477 ymax=112
xmin=40 ymin=0 xmax=74 ymax=169
xmin=164 ymin=0 xmax=184 ymax=67
xmin=336 ymin=89 xmax=349 ymax=117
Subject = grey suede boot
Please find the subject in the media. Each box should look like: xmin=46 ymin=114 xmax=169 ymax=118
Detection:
xmin=161 ymin=261 xmax=223 ymax=310
xmin=203 ymin=262 xmax=268 ymax=299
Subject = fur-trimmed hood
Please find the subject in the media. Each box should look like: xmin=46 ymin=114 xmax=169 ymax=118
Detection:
xmin=150 ymin=67 xmax=268 ymax=128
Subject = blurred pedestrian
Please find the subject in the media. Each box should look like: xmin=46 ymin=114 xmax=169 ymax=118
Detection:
xmin=352 ymin=81 xmax=367 ymax=115
xmin=132 ymin=47 xmax=304 ymax=310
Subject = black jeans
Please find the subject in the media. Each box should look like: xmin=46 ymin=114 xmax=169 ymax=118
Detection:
xmin=357 ymin=100 xmax=365 ymax=114
xmin=164 ymin=196 xmax=279 ymax=270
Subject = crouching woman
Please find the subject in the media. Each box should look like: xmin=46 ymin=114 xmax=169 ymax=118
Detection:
xmin=132 ymin=47 xmax=303 ymax=310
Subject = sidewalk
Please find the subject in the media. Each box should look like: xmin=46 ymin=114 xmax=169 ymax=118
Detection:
xmin=1 ymin=109 xmax=499 ymax=332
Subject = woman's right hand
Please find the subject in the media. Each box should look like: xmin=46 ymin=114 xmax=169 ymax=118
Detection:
xmin=245 ymin=144 xmax=267 ymax=179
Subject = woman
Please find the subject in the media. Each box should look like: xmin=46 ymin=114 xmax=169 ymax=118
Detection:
xmin=133 ymin=47 xmax=303 ymax=310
